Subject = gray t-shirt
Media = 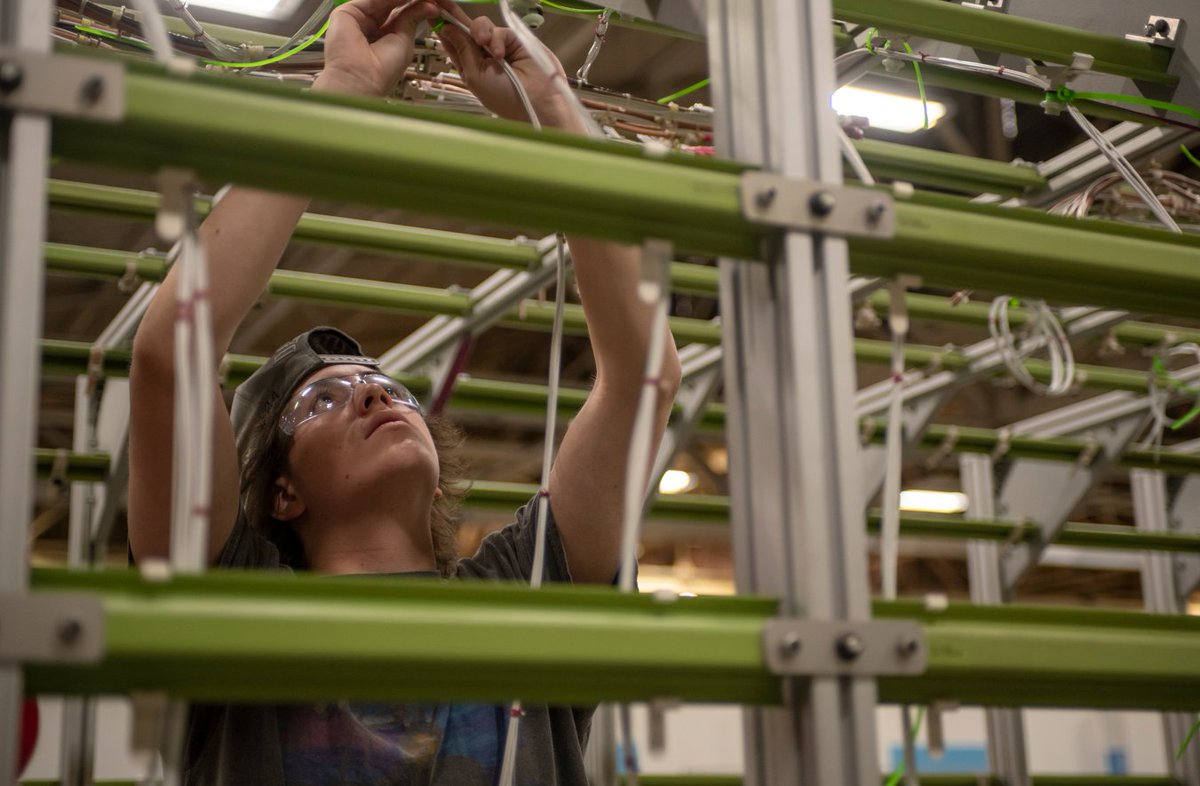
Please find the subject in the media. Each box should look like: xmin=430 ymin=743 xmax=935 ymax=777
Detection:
xmin=182 ymin=499 xmax=593 ymax=785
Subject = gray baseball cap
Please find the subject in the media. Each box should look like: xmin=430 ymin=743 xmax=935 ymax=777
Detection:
xmin=230 ymin=326 xmax=379 ymax=457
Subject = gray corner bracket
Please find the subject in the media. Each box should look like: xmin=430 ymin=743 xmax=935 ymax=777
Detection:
xmin=763 ymin=619 xmax=926 ymax=677
xmin=0 ymin=592 xmax=105 ymax=664
xmin=740 ymin=172 xmax=895 ymax=239
xmin=0 ymin=47 xmax=125 ymax=122
xmin=1125 ymin=17 xmax=1185 ymax=48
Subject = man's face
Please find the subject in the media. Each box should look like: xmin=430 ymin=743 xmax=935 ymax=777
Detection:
xmin=279 ymin=364 xmax=440 ymax=511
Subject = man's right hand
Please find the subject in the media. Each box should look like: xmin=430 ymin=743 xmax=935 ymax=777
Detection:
xmin=315 ymin=0 xmax=439 ymax=98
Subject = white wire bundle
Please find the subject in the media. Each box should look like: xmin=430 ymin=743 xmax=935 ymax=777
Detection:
xmin=987 ymin=296 xmax=1075 ymax=396
xmin=496 ymin=237 xmax=568 ymax=786
xmin=126 ymin=0 xmax=174 ymax=65
xmin=496 ymin=0 xmax=603 ymax=139
xmin=438 ymin=12 xmax=540 ymax=131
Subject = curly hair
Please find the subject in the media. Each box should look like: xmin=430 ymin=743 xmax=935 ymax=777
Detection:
xmin=238 ymin=395 xmax=469 ymax=576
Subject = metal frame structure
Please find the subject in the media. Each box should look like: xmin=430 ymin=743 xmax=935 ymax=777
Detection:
xmin=5 ymin=0 xmax=1200 ymax=784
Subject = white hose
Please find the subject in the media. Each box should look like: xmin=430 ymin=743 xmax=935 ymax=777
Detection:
xmin=439 ymin=13 xmax=540 ymax=130
xmin=839 ymin=132 xmax=875 ymax=186
xmin=575 ymin=9 xmax=611 ymax=83
xmin=987 ymin=296 xmax=1075 ymax=397
xmin=127 ymin=0 xmax=174 ymax=65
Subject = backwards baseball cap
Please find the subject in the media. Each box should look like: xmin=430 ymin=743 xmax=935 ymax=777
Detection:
xmin=231 ymin=327 xmax=380 ymax=458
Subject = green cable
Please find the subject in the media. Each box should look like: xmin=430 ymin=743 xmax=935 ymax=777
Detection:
xmin=541 ymin=0 xmax=606 ymax=14
xmin=900 ymin=42 xmax=929 ymax=130
xmin=1182 ymin=144 xmax=1200 ymax=169
xmin=1180 ymin=717 xmax=1200 ymax=760
xmin=884 ymin=706 xmax=927 ymax=786
xmin=656 ymin=77 xmax=710 ymax=105
xmin=1151 ymin=355 xmax=1200 ymax=430
xmin=203 ymin=18 xmax=330 ymax=69
xmin=1046 ymin=86 xmax=1200 ymax=121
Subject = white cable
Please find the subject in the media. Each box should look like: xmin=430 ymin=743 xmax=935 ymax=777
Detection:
xmin=126 ymin=0 xmax=174 ymax=65
xmin=619 ymin=703 xmax=639 ymax=786
xmin=438 ymin=13 xmax=540 ymax=131
xmin=881 ymin=280 xmax=908 ymax=600
xmin=496 ymin=0 xmax=603 ymax=138
xmin=617 ymin=245 xmax=672 ymax=592
xmin=839 ymin=132 xmax=875 ymax=186
xmin=496 ymin=237 xmax=568 ymax=786
xmin=987 ymin=296 xmax=1075 ymax=396
xmin=575 ymin=8 xmax=611 ymax=83
xmin=1141 ymin=343 xmax=1200 ymax=451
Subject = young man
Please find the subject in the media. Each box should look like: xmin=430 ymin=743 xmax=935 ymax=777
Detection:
xmin=127 ymin=0 xmax=681 ymax=782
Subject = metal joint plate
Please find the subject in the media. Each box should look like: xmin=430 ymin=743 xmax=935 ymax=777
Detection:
xmin=0 ymin=592 xmax=105 ymax=664
xmin=740 ymin=172 xmax=895 ymax=239
xmin=0 ymin=47 xmax=125 ymax=122
xmin=763 ymin=619 xmax=926 ymax=677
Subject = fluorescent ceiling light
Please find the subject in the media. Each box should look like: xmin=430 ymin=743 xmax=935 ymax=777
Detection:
xmin=899 ymin=489 xmax=969 ymax=514
xmin=187 ymin=0 xmax=301 ymax=19
xmin=831 ymin=86 xmax=947 ymax=133
xmin=659 ymin=470 xmax=698 ymax=496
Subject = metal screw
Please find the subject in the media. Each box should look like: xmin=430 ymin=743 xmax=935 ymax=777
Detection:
xmin=1150 ymin=18 xmax=1171 ymax=36
xmin=779 ymin=632 xmax=802 ymax=658
xmin=57 ymin=618 xmax=83 ymax=646
xmin=866 ymin=201 xmax=887 ymax=225
xmin=756 ymin=187 xmax=777 ymax=209
xmin=0 ymin=61 xmax=23 ymax=93
xmin=79 ymin=75 xmax=104 ymax=106
xmin=896 ymin=635 xmax=920 ymax=657
xmin=835 ymin=632 xmax=865 ymax=661
xmin=809 ymin=191 xmax=837 ymax=217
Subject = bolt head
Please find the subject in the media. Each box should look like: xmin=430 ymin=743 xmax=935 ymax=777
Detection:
xmin=79 ymin=75 xmax=104 ymax=106
xmin=57 ymin=619 xmax=82 ymax=645
xmin=0 ymin=61 xmax=23 ymax=93
xmin=866 ymin=201 xmax=887 ymax=224
xmin=809 ymin=191 xmax=837 ymax=217
xmin=836 ymin=632 xmax=865 ymax=661
xmin=896 ymin=635 xmax=920 ymax=657
xmin=1153 ymin=18 xmax=1172 ymax=35
xmin=779 ymin=632 xmax=802 ymax=657
xmin=756 ymin=187 xmax=777 ymax=209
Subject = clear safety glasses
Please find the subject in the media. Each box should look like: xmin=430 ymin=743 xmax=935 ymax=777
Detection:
xmin=279 ymin=372 xmax=422 ymax=435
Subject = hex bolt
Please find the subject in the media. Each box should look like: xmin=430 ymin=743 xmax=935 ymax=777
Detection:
xmin=835 ymin=632 xmax=865 ymax=661
xmin=866 ymin=201 xmax=888 ymax=225
xmin=0 ymin=61 xmax=23 ymax=94
xmin=809 ymin=191 xmax=837 ymax=217
xmin=779 ymin=632 xmax=802 ymax=658
xmin=57 ymin=618 xmax=83 ymax=646
xmin=756 ymin=187 xmax=777 ymax=209
xmin=79 ymin=75 xmax=104 ymax=106
xmin=896 ymin=635 xmax=920 ymax=657
xmin=1149 ymin=18 xmax=1171 ymax=36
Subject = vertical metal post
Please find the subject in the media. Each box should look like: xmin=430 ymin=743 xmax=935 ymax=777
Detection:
xmin=707 ymin=2 xmax=878 ymax=784
xmin=0 ymin=0 xmax=53 ymax=779
xmin=960 ymin=454 xmax=1031 ymax=786
xmin=1131 ymin=469 xmax=1200 ymax=786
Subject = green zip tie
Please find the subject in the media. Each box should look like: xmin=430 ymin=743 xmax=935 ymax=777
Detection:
xmin=1182 ymin=144 xmax=1200 ymax=169
xmin=1179 ymin=716 xmax=1200 ymax=760
xmin=1046 ymin=86 xmax=1200 ymax=121
xmin=1151 ymin=355 xmax=1200 ymax=431
xmin=864 ymin=27 xmax=879 ymax=54
xmin=901 ymin=42 xmax=930 ymax=130
xmin=884 ymin=706 xmax=927 ymax=786
xmin=656 ymin=77 xmax=711 ymax=106
xmin=204 ymin=18 xmax=329 ymax=69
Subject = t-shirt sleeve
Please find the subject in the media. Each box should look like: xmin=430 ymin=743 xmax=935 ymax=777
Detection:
xmin=216 ymin=510 xmax=282 ymax=570
xmin=456 ymin=495 xmax=573 ymax=584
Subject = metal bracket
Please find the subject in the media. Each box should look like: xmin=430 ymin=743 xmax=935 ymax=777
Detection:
xmin=0 ymin=592 xmax=105 ymax=664
xmin=763 ymin=619 xmax=926 ymax=677
xmin=960 ymin=0 xmax=1005 ymax=10
xmin=0 ymin=47 xmax=124 ymax=121
xmin=1125 ymin=17 xmax=1185 ymax=49
xmin=740 ymin=173 xmax=895 ymax=239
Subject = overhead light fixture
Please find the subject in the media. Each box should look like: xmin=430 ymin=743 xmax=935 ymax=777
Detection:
xmin=659 ymin=470 xmax=698 ymax=496
xmin=831 ymin=85 xmax=947 ymax=133
xmin=187 ymin=0 xmax=303 ymax=19
xmin=899 ymin=489 xmax=969 ymax=514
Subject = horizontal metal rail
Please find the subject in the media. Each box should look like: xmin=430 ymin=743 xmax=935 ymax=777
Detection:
xmin=33 ymin=455 xmax=1200 ymax=554
xmin=833 ymin=0 xmax=1176 ymax=84
xmin=852 ymin=139 xmax=1044 ymax=196
xmin=24 ymin=569 xmax=1200 ymax=709
xmin=635 ymin=776 xmax=1176 ymax=786
xmin=37 ymin=341 xmax=1200 ymax=473
xmin=49 ymin=58 xmax=1200 ymax=316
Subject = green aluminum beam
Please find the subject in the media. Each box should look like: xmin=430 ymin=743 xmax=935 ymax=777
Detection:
xmin=46 ymin=180 xmax=721 ymax=296
xmin=35 ymin=340 xmax=1200 ymax=473
xmin=48 ymin=57 xmax=1200 ymax=317
xmin=23 ymin=569 xmax=1200 ymax=709
xmin=33 ymin=455 xmax=1200 ymax=554
xmin=39 ymin=243 xmax=1189 ymax=394
xmin=851 ymin=139 xmax=1045 ymax=197
xmin=833 ymin=0 xmax=1176 ymax=85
